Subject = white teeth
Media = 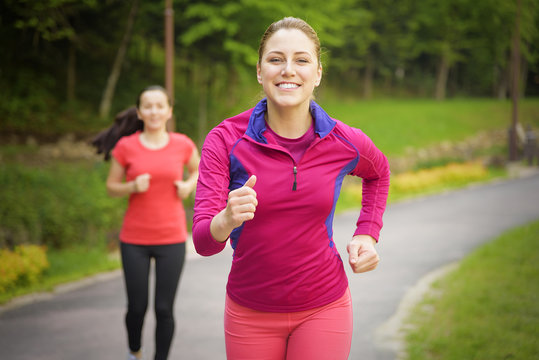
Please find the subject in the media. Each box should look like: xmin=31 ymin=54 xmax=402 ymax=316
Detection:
xmin=278 ymin=83 xmax=299 ymax=89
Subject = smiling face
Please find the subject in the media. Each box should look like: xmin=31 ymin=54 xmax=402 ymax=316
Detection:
xmin=257 ymin=28 xmax=322 ymax=111
xmin=136 ymin=89 xmax=172 ymax=132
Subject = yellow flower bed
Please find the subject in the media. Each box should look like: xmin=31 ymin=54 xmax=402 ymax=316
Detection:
xmin=0 ymin=245 xmax=49 ymax=292
xmin=391 ymin=161 xmax=488 ymax=193
xmin=341 ymin=161 xmax=489 ymax=204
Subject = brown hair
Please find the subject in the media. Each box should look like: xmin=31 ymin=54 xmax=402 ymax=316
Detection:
xmin=91 ymin=107 xmax=142 ymax=161
xmin=257 ymin=17 xmax=321 ymax=66
xmin=136 ymin=85 xmax=172 ymax=108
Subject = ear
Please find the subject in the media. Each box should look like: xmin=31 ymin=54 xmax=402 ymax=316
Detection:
xmin=315 ymin=65 xmax=322 ymax=87
xmin=256 ymin=63 xmax=262 ymax=84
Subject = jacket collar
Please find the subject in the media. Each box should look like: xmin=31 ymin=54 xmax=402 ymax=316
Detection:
xmin=245 ymin=98 xmax=336 ymax=144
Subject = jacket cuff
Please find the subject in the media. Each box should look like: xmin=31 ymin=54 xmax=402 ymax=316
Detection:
xmin=353 ymin=225 xmax=381 ymax=242
xmin=193 ymin=218 xmax=227 ymax=256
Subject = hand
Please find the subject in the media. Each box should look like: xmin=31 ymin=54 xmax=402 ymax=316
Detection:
xmin=174 ymin=180 xmax=192 ymax=199
xmin=223 ymin=175 xmax=258 ymax=228
xmin=134 ymin=173 xmax=151 ymax=193
xmin=347 ymin=235 xmax=379 ymax=273
xmin=210 ymin=175 xmax=257 ymax=242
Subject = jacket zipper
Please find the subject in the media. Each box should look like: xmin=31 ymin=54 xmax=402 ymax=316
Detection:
xmin=292 ymin=166 xmax=297 ymax=191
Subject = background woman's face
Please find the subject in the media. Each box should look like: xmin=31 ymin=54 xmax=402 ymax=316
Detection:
xmin=257 ymin=28 xmax=322 ymax=110
xmin=136 ymin=90 xmax=172 ymax=131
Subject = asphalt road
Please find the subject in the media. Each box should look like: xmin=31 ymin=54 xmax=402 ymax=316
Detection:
xmin=1 ymin=171 xmax=538 ymax=360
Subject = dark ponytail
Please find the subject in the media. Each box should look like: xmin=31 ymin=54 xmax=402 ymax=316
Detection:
xmin=91 ymin=107 xmax=143 ymax=161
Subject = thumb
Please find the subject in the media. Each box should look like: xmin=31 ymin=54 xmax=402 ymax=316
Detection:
xmin=244 ymin=175 xmax=257 ymax=188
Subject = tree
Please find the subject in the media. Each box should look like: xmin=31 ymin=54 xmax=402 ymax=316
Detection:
xmin=411 ymin=0 xmax=477 ymax=99
xmin=177 ymin=0 xmax=349 ymax=139
xmin=99 ymin=0 xmax=139 ymax=119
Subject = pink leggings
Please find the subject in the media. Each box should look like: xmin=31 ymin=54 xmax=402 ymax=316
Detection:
xmin=224 ymin=288 xmax=353 ymax=360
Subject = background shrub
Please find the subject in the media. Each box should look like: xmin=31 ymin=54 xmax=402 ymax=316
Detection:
xmin=0 ymin=245 xmax=49 ymax=292
xmin=0 ymin=161 xmax=125 ymax=250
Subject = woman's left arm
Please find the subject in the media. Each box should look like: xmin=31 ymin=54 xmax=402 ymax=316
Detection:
xmin=346 ymin=127 xmax=391 ymax=273
xmin=175 ymin=147 xmax=200 ymax=199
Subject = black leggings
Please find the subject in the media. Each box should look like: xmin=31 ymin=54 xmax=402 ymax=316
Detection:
xmin=121 ymin=242 xmax=185 ymax=360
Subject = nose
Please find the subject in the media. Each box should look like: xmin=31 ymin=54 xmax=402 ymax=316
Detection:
xmin=281 ymin=60 xmax=295 ymax=76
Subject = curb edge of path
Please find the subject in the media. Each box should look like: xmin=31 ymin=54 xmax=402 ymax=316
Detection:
xmin=373 ymin=262 xmax=459 ymax=359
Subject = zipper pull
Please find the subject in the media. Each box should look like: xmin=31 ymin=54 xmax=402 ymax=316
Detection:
xmin=292 ymin=166 xmax=297 ymax=191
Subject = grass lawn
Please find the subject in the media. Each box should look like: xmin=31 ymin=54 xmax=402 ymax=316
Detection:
xmin=403 ymin=219 xmax=539 ymax=360
xmin=320 ymin=98 xmax=539 ymax=157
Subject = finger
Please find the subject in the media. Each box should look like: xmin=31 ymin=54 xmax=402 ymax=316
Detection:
xmin=244 ymin=175 xmax=257 ymax=188
xmin=229 ymin=197 xmax=258 ymax=215
xmin=229 ymin=190 xmax=258 ymax=207
xmin=353 ymin=253 xmax=380 ymax=273
xmin=234 ymin=202 xmax=257 ymax=214
xmin=228 ymin=203 xmax=257 ymax=226
xmin=347 ymin=243 xmax=360 ymax=264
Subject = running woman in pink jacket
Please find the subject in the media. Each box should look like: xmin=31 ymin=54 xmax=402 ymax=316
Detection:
xmin=193 ymin=17 xmax=390 ymax=360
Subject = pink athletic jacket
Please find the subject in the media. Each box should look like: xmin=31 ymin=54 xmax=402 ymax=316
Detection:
xmin=193 ymin=99 xmax=390 ymax=312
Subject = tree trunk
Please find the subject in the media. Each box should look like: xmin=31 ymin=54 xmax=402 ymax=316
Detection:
xmin=196 ymin=62 xmax=209 ymax=147
xmin=99 ymin=0 xmax=139 ymax=119
xmin=435 ymin=53 xmax=449 ymax=100
xmin=67 ymin=42 xmax=76 ymax=101
xmin=520 ymin=57 xmax=528 ymax=98
xmin=495 ymin=64 xmax=509 ymax=100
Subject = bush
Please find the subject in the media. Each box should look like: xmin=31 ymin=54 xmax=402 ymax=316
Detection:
xmin=0 ymin=161 xmax=125 ymax=249
xmin=0 ymin=245 xmax=49 ymax=292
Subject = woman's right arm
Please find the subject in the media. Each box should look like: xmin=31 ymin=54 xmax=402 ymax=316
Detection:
xmin=105 ymin=158 xmax=138 ymax=197
xmin=192 ymin=131 xmax=234 ymax=256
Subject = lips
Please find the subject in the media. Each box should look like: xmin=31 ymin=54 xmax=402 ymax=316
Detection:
xmin=277 ymin=82 xmax=300 ymax=89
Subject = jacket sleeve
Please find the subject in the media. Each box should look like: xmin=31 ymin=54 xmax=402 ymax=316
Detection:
xmin=192 ymin=129 xmax=230 ymax=256
xmin=347 ymin=127 xmax=391 ymax=241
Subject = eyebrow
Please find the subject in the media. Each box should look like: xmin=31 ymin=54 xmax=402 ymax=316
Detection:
xmin=266 ymin=51 xmax=313 ymax=57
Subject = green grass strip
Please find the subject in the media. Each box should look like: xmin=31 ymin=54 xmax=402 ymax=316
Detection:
xmin=404 ymin=219 xmax=539 ymax=360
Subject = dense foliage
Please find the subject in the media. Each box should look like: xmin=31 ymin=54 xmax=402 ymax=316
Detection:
xmin=0 ymin=245 xmax=49 ymax=293
xmin=0 ymin=160 xmax=125 ymax=250
xmin=0 ymin=0 xmax=538 ymax=141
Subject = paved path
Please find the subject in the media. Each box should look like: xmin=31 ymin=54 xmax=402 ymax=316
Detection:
xmin=1 ymin=172 xmax=538 ymax=360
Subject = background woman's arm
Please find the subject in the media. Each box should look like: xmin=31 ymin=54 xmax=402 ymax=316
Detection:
xmin=175 ymin=148 xmax=200 ymax=198
xmin=106 ymin=157 xmax=150 ymax=197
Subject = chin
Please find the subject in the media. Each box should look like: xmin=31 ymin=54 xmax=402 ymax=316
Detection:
xmin=272 ymin=97 xmax=310 ymax=109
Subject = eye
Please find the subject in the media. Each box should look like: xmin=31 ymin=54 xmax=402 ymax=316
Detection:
xmin=269 ymin=57 xmax=283 ymax=63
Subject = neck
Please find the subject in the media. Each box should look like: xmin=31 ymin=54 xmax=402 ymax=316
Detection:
xmin=140 ymin=128 xmax=169 ymax=149
xmin=266 ymin=101 xmax=312 ymax=139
